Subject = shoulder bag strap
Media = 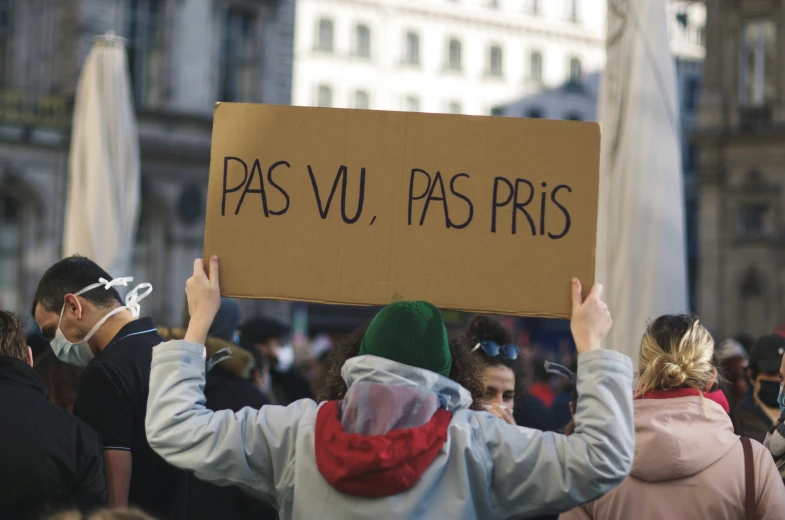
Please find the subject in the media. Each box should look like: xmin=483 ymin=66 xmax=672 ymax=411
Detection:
xmin=741 ymin=437 xmax=756 ymax=520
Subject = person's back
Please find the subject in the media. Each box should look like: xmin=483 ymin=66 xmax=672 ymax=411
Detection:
xmin=0 ymin=311 xmax=106 ymax=518
xmin=561 ymin=315 xmax=785 ymax=520
xmin=146 ymin=261 xmax=636 ymax=520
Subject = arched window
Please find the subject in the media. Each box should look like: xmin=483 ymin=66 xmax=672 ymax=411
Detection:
xmin=316 ymin=18 xmax=334 ymax=52
xmin=448 ymin=39 xmax=462 ymax=71
xmin=489 ymin=45 xmax=503 ymax=76
xmin=355 ymin=24 xmax=371 ymax=58
xmin=317 ymin=84 xmax=333 ymax=107
xmin=405 ymin=31 xmax=420 ymax=66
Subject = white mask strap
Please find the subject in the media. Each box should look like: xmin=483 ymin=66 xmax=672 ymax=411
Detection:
xmin=125 ymin=283 xmax=153 ymax=318
xmin=73 ymin=276 xmax=134 ymax=297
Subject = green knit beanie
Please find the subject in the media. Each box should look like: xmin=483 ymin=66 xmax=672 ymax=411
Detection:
xmin=359 ymin=301 xmax=452 ymax=377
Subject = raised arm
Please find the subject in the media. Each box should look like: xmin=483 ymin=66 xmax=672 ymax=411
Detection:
xmin=483 ymin=280 xmax=635 ymax=518
xmin=145 ymin=257 xmax=315 ymax=504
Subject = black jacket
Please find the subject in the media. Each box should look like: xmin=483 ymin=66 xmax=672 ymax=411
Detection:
xmin=186 ymin=336 xmax=279 ymax=520
xmin=0 ymin=356 xmax=106 ymax=518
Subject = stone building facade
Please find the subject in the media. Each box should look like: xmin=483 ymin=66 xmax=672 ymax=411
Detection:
xmin=694 ymin=0 xmax=785 ymax=338
xmin=0 ymin=0 xmax=295 ymax=329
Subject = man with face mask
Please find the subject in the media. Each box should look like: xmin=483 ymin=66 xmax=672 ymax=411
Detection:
xmin=239 ymin=317 xmax=313 ymax=406
xmin=733 ymin=334 xmax=785 ymax=443
xmin=32 ymin=256 xmax=186 ymax=519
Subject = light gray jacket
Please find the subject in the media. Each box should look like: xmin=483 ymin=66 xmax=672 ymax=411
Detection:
xmin=146 ymin=342 xmax=635 ymax=519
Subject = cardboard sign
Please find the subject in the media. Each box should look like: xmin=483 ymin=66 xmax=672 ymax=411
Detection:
xmin=204 ymin=103 xmax=600 ymax=318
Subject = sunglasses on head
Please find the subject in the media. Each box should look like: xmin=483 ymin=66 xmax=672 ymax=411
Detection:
xmin=471 ymin=340 xmax=519 ymax=360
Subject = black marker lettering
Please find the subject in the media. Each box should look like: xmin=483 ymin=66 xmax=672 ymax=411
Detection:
xmin=341 ymin=167 xmax=366 ymax=224
xmin=491 ymin=177 xmax=514 ymax=233
xmin=421 ymin=172 xmax=449 ymax=227
xmin=235 ymin=159 xmax=269 ymax=217
xmin=513 ymin=179 xmax=536 ymax=236
xmin=307 ymin=165 xmax=344 ymax=219
xmin=548 ymin=184 xmax=572 ymax=240
xmin=267 ymin=161 xmax=291 ymax=216
xmin=222 ymin=157 xmax=248 ymax=216
xmin=408 ymin=168 xmax=431 ymax=226
xmin=449 ymin=173 xmax=474 ymax=229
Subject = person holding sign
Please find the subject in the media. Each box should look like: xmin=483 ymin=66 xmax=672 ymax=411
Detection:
xmin=145 ymin=256 xmax=634 ymax=519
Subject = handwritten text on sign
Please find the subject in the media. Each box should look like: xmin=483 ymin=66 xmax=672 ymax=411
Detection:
xmin=221 ymin=160 xmax=572 ymax=239
xmin=204 ymin=103 xmax=600 ymax=318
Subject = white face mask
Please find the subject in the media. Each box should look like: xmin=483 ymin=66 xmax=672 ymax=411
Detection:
xmin=50 ymin=277 xmax=153 ymax=367
xmin=275 ymin=344 xmax=295 ymax=372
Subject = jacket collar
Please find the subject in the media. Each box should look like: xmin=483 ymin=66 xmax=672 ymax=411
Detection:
xmin=341 ymin=355 xmax=473 ymax=411
xmin=636 ymin=388 xmax=730 ymax=413
xmin=104 ymin=317 xmax=160 ymax=353
xmin=0 ymin=356 xmax=49 ymax=398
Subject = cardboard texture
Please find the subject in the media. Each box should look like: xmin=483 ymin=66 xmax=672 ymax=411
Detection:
xmin=204 ymin=103 xmax=600 ymax=318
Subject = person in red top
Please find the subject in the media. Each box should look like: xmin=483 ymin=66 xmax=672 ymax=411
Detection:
xmin=530 ymin=359 xmax=556 ymax=408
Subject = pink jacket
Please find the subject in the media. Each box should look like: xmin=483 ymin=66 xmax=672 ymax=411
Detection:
xmin=561 ymin=390 xmax=785 ymax=520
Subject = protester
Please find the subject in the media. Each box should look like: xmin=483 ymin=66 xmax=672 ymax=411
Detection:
xmin=240 ymin=316 xmax=313 ymax=405
xmin=545 ymin=361 xmax=578 ymax=435
xmin=0 ymin=310 xmax=106 ymax=518
xmin=762 ymin=349 xmax=785 ymax=485
xmin=159 ymin=298 xmax=278 ymax=520
xmin=33 ymin=347 xmax=84 ymax=412
xmin=715 ymin=338 xmax=750 ymax=411
xmin=145 ymin=257 xmax=634 ymax=519
xmin=460 ymin=315 xmax=551 ymax=430
xmin=733 ymin=334 xmax=785 ymax=443
xmin=561 ymin=314 xmax=785 ymax=520
xmin=32 ymin=256 xmax=185 ymax=519
xmin=529 ymin=357 xmax=556 ymax=409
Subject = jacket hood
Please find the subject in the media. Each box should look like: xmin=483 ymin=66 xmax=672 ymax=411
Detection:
xmin=315 ymin=355 xmax=471 ymax=498
xmin=631 ymin=390 xmax=737 ymax=482
xmin=157 ymin=327 xmax=254 ymax=379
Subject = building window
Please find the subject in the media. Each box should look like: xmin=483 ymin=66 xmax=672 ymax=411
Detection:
xmin=447 ymin=38 xmax=462 ymax=71
xmin=567 ymin=57 xmax=582 ymax=88
xmin=126 ymin=0 xmax=166 ymax=107
xmin=447 ymin=101 xmax=462 ymax=114
xmin=737 ymin=203 xmax=768 ymax=237
xmin=684 ymin=77 xmax=700 ymax=111
xmin=740 ymin=20 xmax=776 ymax=106
xmin=0 ymin=194 xmax=21 ymax=312
xmin=316 ymin=18 xmax=333 ymax=52
xmin=530 ymin=51 xmax=543 ymax=82
xmin=404 ymin=95 xmax=420 ymax=112
xmin=566 ymin=0 xmax=579 ymax=22
xmin=490 ymin=107 xmax=503 ymax=116
xmin=220 ymin=8 xmax=256 ymax=103
xmin=488 ymin=45 xmax=503 ymax=77
xmin=526 ymin=107 xmax=544 ymax=118
xmin=565 ymin=112 xmax=583 ymax=121
xmin=354 ymin=24 xmax=370 ymax=58
xmin=317 ymin=84 xmax=332 ymax=107
xmin=488 ymin=0 xmax=499 ymax=8
xmin=405 ymin=31 xmax=420 ymax=66
xmin=0 ymin=1 xmax=11 ymax=88
xmin=527 ymin=0 xmax=540 ymax=15
xmin=354 ymin=89 xmax=369 ymax=109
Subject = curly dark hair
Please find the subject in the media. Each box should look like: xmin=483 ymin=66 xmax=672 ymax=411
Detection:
xmin=318 ymin=320 xmax=486 ymax=411
xmin=459 ymin=315 xmax=517 ymax=371
xmin=457 ymin=315 xmax=527 ymax=402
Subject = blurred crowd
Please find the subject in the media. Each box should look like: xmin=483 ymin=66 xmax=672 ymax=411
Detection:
xmin=2 ymin=255 xmax=785 ymax=519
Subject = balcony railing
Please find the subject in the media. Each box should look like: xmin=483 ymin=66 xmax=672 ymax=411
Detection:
xmin=0 ymin=90 xmax=71 ymax=128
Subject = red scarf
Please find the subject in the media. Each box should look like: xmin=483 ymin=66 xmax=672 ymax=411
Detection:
xmin=636 ymin=388 xmax=730 ymax=413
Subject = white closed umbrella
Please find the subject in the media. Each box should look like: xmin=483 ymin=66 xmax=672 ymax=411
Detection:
xmin=63 ymin=32 xmax=140 ymax=276
xmin=596 ymin=0 xmax=688 ymax=363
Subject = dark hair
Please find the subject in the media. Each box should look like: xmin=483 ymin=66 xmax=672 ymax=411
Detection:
xmin=32 ymin=256 xmax=123 ymax=315
xmin=318 ymin=321 xmax=486 ymax=411
xmin=0 ymin=311 xmax=27 ymax=360
xmin=461 ymin=315 xmax=516 ymax=371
